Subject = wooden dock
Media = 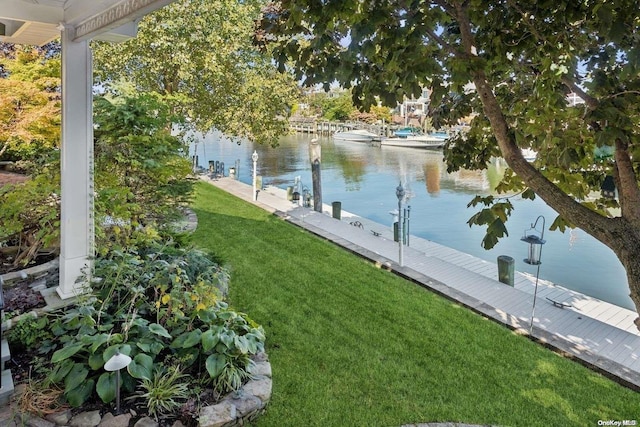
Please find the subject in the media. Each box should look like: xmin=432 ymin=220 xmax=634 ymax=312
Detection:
xmin=289 ymin=118 xmax=387 ymax=136
xmin=202 ymin=176 xmax=640 ymax=389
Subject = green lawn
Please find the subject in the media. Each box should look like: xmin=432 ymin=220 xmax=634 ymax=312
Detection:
xmin=191 ymin=182 xmax=637 ymax=427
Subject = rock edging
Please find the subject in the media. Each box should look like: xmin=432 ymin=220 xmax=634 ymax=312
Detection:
xmin=199 ymin=352 xmax=272 ymax=427
xmin=1 ymin=353 xmax=272 ymax=427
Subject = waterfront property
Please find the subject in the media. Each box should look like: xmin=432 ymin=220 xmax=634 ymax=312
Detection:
xmin=203 ymin=176 xmax=640 ymax=389
xmin=191 ymin=133 xmax=633 ymax=311
xmin=191 ymin=179 xmax=639 ymax=427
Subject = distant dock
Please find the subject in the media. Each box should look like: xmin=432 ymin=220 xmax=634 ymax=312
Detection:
xmin=289 ymin=118 xmax=387 ymax=137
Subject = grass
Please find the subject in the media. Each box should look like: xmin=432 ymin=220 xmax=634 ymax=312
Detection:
xmin=191 ymin=182 xmax=637 ymax=427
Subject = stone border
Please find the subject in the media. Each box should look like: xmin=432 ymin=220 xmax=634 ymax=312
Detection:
xmin=198 ymin=352 xmax=272 ymax=427
xmin=3 ymin=354 xmax=272 ymax=427
xmin=0 ymin=258 xmax=59 ymax=284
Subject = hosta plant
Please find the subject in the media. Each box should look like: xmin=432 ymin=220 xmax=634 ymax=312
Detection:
xmin=41 ymin=240 xmax=264 ymax=410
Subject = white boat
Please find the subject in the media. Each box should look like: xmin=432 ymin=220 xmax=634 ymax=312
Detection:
xmin=381 ymin=134 xmax=446 ymax=149
xmin=332 ymin=129 xmax=379 ymax=142
xmin=521 ymin=148 xmax=537 ymax=162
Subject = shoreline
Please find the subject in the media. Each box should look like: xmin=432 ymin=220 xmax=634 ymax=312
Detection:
xmin=201 ymin=175 xmax=640 ymax=390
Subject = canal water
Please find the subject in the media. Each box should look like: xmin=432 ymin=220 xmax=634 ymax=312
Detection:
xmin=192 ymin=131 xmax=634 ymax=312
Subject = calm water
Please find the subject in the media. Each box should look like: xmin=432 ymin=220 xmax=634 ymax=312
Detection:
xmin=192 ymin=132 xmax=634 ymax=311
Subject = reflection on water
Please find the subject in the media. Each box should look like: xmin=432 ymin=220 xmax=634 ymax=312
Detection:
xmin=192 ymin=132 xmax=634 ymax=311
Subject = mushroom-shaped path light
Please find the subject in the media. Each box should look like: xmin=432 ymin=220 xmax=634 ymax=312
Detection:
xmin=104 ymin=351 xmax=132 ymax=413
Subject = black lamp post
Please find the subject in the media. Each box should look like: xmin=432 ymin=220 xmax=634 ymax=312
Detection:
xmin=521 ymin=215 xmax=546 ymax=333
xmin=396 ymin=182 xmax=405 ymax=266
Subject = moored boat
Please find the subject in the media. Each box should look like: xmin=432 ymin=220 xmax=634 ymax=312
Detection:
xmin=521 ymin=148 xmax=537 ymax=162
xmin=332 ymin=129 xmax=379 ymax=142
xmin=381 ymin=134 xmax=446 ymax=149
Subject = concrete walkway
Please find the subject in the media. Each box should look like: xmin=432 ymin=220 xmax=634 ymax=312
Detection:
xmin=203 ymin=176 xmax=640 ymax=390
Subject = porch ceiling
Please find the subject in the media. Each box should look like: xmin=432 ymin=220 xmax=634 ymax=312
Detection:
xmin=0 ymin=0 xmax=175 ymax=45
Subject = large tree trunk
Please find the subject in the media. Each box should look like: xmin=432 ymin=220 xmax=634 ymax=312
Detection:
xmin=610 ymin=227 xmax=640 ymax=328
xmin=453 ymin=1 xmax=640 ymax=328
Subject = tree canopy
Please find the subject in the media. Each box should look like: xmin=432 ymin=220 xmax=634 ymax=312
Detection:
xmin=257 ymin=1 xmax=640 ymax=325
xmin=93 ymin=0 xmax=299 ymax=146
xmin=0 ymin=44 xmax=60 ymax=164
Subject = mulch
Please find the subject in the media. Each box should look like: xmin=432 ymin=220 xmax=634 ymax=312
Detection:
xmin=0 ymin=170 xmax=29 ymax=187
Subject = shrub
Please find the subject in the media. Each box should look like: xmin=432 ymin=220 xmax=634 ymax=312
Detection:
xmin=41 ymin=240 xmax=264 ymax=412
xmin=6 ymin=314 xmax=52 ymax=351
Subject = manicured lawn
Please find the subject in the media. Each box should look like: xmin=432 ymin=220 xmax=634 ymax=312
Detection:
xmin=191 ymin=182 xmax=637 ymax=427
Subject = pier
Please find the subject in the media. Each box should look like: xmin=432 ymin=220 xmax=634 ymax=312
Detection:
xmin=202 ymin=175 xmax=640 ymax=390
xmin=289 ymin=117 xmax=387 ymax=136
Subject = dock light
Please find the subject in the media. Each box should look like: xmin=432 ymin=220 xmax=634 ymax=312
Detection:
xmin=396 ymin=182 xmax=405 ymax=267
xmin=252 ymin=150 xmax=259 ymax=201
xmin=104 ymin=351 xmax=132 ymax=414
xmin=521 ymin=215 xmax=546 ymax=333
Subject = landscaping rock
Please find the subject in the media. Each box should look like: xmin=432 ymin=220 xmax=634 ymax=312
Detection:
xmin=69 ymin=410 xmax=101 ymax=427
xmin=24 ymin=415 xmax=55 ymax=427
xmin=252 ymin=361 xmax=272 ymax=378
xmin=45 ymin=409 xmax=72 ymax=425
xmin=199 ymin=401 xmax=236 ymax=427
xmin=98 ymin=412 xmax=132 ymax=427
xmin=241 ymin=377 xmax=272 ymax=404
xmin=133 ymin=416 xmax=159 ymax=427
xmin=251 ymin=352 xmax=268 ymax=363
xmin=222 ymin=393 xmax=262 ymax=417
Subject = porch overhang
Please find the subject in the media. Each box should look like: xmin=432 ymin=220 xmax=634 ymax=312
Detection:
xmin=0 ymin=0 xmax=174 ymax=46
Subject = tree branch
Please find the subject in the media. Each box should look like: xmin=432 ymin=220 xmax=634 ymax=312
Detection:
xmin=423 ymin=27 xmax=458 ymax=56
xmin=0 ymin=140 xmax=8 ymax=158
xmin=561 ymin=76 xmax=598 ymax=110
xmin=452 ymin=1 xmax=613 ymax=242
xmin=432 ymin=0 xmax=456 ymax=16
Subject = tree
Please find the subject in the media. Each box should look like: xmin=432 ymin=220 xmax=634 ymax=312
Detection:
xmin=0 ymin=45 xmax=61 ymax=270
xmin=93 ymin=93 xmax=194 ymax=252
xmin=322 ymin=91 xmax=356 ymax=121
xmin=0 ymin=44 xmax=60 ymax=166
xmin=92 ymin=0 xmax=299 ymax=147
xmin=257 ymin=1 xmax=640 ymax=327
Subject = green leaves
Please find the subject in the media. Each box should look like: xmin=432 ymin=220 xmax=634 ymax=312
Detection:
xmin=93 ymin=0 xmax=298 ymax=147
xmin=467 ymin=198 xmax=513 ymax=249
xmin=201 ymin=329 xmax=220 ymax=352
xmin=44 ymin=236 xmax=263 ymax=407
xmin=51 ymin=344 xmax=84 ymax=363
xmin=96 ymin=372 xmax=116 ymax=403
xmin=65 ymin=363 xmax=89 ymax=392
xmin=128 ymin=354 xmax=154 ymax=381
xmin=149 ymin=323 xmax=172 ymax=339
xmin=65 ymin=379 xmax=95 ymax=408
xmin=205 ymin=354 xmax=227 ymax=378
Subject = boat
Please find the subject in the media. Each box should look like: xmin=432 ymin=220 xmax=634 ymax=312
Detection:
xmin=381 ymin=134 xmax=447 ymax=149
xmin=332 ymin=129 xmax=379 ymax=143
xmin=521 ymin=148 xmax=537 ymax=162
xmin=382 ymin=127 xmax=449 ymax=149
xmin=393 ymin=126 xmax=423 ymax=138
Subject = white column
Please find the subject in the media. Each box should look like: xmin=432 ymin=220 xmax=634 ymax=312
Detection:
xmin=57 ymin=26 xmax=94 ymax=299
